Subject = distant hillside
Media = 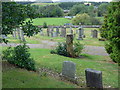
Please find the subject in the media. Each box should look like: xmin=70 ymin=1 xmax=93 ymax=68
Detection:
xmin=35 ymin=0 xmax=53 ymax=3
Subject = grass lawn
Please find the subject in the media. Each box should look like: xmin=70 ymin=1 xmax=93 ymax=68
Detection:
xmin=7 ymin=28 xmax=105 ymax=46
xmin=2 ymin=47 xmax=118 ymax=88
xmin=31 ymin=3 xmax=59 ymax=7
xmin=2 ymin=62 xmax=76 ymax=88
xmin=27 ymin=18 xmax=71 ymax=26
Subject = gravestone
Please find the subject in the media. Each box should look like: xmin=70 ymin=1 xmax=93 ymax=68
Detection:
xmin=40 ymin=29 xmax=44 ymax=36
xmin=76 ymin=30 xmax=78 ymax=34
xmin=62 ymin=61 xmax=76 ymax=80
xmin=66 ymin=34 xmax=74 ymax=57
xmin=20 ymin=30 xmax=25 ymax=41
xmin=85 ymin=68 xmax=103 ymax=88
xmin=91 ymin=30 xmax=98 ymax=38
xmin=61 ymin=26 xmax=66 ymax=37
xmin=47 ymin=28 xmax=50 ymax=36
xmin=17 ymin=28 xmax=21 ymax=40
xmin=77 ymin=26 xmax=83 ymax=40
xmin=53 ymin=32 xmax=57 ymax=37
xmin=51 ymin=28 xmax=54 ymax=37
xmin=12 ymin=30 xmax=17 ymax=39
xmin=70 ymin=27 xmax=73 ymax=34
xmin=56 ymin=27 xmax=59 ymax=35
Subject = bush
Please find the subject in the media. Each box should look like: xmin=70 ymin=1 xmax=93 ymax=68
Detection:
xmin=2 ymin=44 xmax=36 ymax=71
xmin=43 ymin=22 xmax=48 ymax=28
xmin=50 ymin=42 xmax=83 ymax=57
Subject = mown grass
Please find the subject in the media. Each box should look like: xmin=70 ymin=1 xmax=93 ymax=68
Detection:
xmin=31 ymin=3 xmax=59 ymax=7
xmin=2 ymin=47 xmax=118 ymax=88
xmin=7 ymin=28 xmax=105 ymax=46
xmin=29 ymin=48 xmax=118 ymax=88
xmin=27 ymin=18 xmax=71 ymax=26
xmin=2 ymin=65 xmax=76 ymax=88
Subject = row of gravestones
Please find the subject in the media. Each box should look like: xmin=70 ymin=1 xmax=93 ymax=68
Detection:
xmin=61 ymin=61 xmax=103 ymax=88
xmin=40 ymin=27 xmax=98 ymax=39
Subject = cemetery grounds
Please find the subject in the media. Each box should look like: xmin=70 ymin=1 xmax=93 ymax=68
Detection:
xmin=2 ymin=19 xmax=118 ymax=88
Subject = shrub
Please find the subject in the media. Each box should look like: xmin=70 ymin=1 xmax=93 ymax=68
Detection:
xmin=2 ymin=44 xmax=36 ymax=71
xmin=43 ymin=22 xmax=48 ymax=28
xmin=50 ymin=42 xmax=84 ymax=57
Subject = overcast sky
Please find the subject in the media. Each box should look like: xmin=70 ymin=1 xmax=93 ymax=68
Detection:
xmin=14 ymin=0 xmax=112 ymax=2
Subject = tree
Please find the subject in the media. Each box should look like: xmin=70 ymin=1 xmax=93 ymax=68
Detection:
xmin=2 ymin=2 xmax=39 ymax=43
xmin=69 ymin=4 xmax=88 ymax=16
xmin=100 ymin=2 xmax=120 ymax=65
xmin=38 ymin=5 xmax=64 ymax=17
xmin=72 ymin=13 xmax=101 ymax=25
xmin=98 ymin=3 xmax=109 ymax=17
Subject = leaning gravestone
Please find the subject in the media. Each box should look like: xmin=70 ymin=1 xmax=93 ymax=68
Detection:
xmin=62 ymin=61 xmax=76 ymax=80
xmin=20 ymin=30 xmax=25 ymax=41
xmin=85 ymin=68 xmax=103 ymax=88
xmin=91 ymin=30 xmax=98 ymax=38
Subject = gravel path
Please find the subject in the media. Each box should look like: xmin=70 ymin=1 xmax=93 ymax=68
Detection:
xmin=1 ymin=40 xmax=109 ymax=56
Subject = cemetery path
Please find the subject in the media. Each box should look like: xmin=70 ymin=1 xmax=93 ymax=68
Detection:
xmin=1 ymin=41 xmax=109 ymax=56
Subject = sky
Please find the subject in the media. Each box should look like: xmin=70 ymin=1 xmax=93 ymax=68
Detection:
xmin=14 ymin=0 xmax=112 ymax=2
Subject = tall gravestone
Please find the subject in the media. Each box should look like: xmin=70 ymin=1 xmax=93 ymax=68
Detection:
xmin=47 ymin=28 xmax=50 ymax=37
xmin=56 ymin=27 xmax=59 ymax=35
xmin=17 ymin=28 xmax=21 ymax=40
xmin=85 ymin=68 xmax=103 ymax=88
xmin=12 ymin=30 xmax=17 ymax=39
xmin=51 ymin=28 xmax=54 ymax=37
xmin=20 ymin=30 xmax=25 ymax=41
xmin=40 ymin=29 xmax=44 ymax=36
xmin=77 ymin=26 xmax=83 ymax=40
xmin=66 ymin=34 xmax=74 ymax=57
xmin=62 ymin=61 xmax=76 ymax=80
xmin=61 ymin=26 xmax=66 ymax=37
xmin=70 ymin=27 xmax=73 ymax=34
xmin=91 ymin=30 xmax=98 ymax=38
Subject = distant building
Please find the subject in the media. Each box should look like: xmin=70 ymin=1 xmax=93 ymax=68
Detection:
xmin=84 ymin=3 xmax=92 ymax=6
xmin=64 ymin=16 xmax=75 ymax=19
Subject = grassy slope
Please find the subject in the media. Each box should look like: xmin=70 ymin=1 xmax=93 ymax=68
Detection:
xmin=29 ymin=18 xmax=71 ymax=26
xmin=29 ymin=48 xmax=118 ymax=88
xmin=3 ymin=66 xmax=76 ymax=88
xmin=2 ymin=47 xmax=118 ymax=88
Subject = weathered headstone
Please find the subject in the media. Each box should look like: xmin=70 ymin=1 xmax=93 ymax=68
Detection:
xmin=85 ymin=68 xmax=103 ymax=88
xmin=20 ymin=30 xmax=25 ymax=41
xmin=77 ymin=26 xmax=83 ymax=40
xmin=40 ymin=29 xmax=44 ymax=36
xmin=17 ymin=28 xmax=21 ymax=40
xmin=53 ymin=32 xmax=57 ymax=37
xmin=62 ymin=61 xmax=76 ymax=80
xmin=51 ymin=28 xmax=54 ymax=37
xmin=47 ymin=28 xmax=50 ymax=36
xmin=1 ymin=35 xmax=7 ymax=39
xmin=56 ymin=27 xmax=59 ymax=35
xmin=12 ymin=30 xmax=17 ymax=39
xmin=91 ymin=30 xmax=98 ymax=38
xmin=66 ymin=34 xmax=74 ymax=57
xmin=70 ymin=27 xmax=73 ymax=34
xmin=61 ymin=26 xmax=66 ymax=37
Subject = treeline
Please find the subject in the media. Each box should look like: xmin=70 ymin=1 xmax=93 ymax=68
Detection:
xmin=32 ymin=5 xmax=64 ymax=17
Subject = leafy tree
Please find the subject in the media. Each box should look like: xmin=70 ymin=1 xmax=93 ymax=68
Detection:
xmin=100 ymin=2 xmax=120 ymax=65
xmin=69 ymin=4 xmax=88 ymax=16
xmin=98 ymin=3 xmax=109 ymax=17
xmin=2 ymin=2 xmax=39 ymax=43
xmin=38 ymin=5 xmax=64 ymax=17
xmin=72 ymin=13 xmax=101 ymax=25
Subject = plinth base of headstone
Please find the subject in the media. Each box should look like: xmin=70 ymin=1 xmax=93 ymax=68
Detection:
xmin=60 ymin=73 xmax=78 ymax=84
